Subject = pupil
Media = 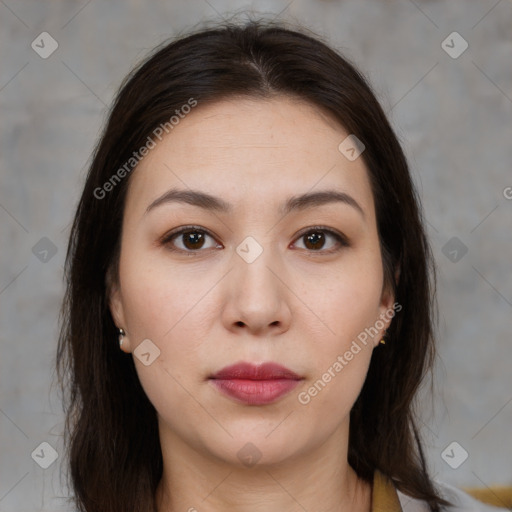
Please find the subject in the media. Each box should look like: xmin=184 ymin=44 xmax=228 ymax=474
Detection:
xmin=184 ymin=231 xmax=204 ymax=249
xmin=305 ymin=232 xmax=324 ymax=250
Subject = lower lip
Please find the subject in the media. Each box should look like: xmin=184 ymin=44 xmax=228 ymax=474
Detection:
xmin=209 ymin=378 xmax=301 ymax=405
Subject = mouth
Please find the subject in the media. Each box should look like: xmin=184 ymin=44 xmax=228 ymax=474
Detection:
xmin=208 ymin=362 xmax=304 ymax=405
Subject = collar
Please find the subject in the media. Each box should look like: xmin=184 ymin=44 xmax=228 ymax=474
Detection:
xmin=372 ymin=469 xmax=403 ymax=512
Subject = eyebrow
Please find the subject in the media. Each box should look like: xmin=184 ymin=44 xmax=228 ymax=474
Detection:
xmin=145 ymin=187 xmax=365 ymax=218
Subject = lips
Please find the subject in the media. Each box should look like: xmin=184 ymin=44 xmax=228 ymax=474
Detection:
xmin=209 ymin=362 xmax=303 ymax=405
xmin=210 ymin=362 xmax=302 ymax=380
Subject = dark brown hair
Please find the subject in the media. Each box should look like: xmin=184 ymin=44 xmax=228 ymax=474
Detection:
xmin=57 ymin=18 xmax=449 ymax=512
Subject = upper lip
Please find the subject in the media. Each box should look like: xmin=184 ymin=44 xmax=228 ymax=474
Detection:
xmin=209 ymin=362 xmax=303 ymax=380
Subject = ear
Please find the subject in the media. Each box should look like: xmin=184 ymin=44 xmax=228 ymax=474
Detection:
xmin=106 ymin=265 xmax=131 ymax=352
xmin=394 ymin=264 xmax=401 ymax=288
xmin=374 ymin=264 xmax=400 ymax=347
xmin=380 ymin=285 xmax=394 ymax=311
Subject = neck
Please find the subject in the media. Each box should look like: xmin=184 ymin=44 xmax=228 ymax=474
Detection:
xmin=155 ymin=420 xmax=372 ymax=512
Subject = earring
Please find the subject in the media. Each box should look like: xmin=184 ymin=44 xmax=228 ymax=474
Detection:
xmin=379 ymin=329 xmax=387 ymax=345
xmin=118 ymin=328 xmax=125 ymax=348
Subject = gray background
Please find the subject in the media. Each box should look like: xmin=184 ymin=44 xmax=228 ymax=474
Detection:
xmin=1 ymin=0 xmax=511 ymax=510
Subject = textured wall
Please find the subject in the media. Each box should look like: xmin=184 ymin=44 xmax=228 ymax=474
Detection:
xmin=1 ymin=1 xmax=511 ymax=510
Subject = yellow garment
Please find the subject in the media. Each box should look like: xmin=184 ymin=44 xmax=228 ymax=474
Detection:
xmin=463 ymin=486 xmax=512 ymax=509
xmin=372 ymin=469 xmax=403 ymax=512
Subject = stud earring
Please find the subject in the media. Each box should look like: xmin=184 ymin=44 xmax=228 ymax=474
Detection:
xmin=118 ymin=328 xmax=125 ymax=348
xmin=379 ymin=329 xmax=387 ymax=345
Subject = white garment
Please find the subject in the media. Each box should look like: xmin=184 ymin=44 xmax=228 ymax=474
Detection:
xmin=396 ymin=480 xmax=509 ymax=512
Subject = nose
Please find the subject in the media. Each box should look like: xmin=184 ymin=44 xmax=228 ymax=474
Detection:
xmin=221 ymin=243 xmax=292 ymax=337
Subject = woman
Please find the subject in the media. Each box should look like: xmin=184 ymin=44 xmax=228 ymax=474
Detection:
xmin=56 ymin=19 xmax=501 ymax=512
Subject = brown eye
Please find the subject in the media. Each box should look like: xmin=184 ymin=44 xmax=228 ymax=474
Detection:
xmin=303 ymin=231 xmax=326 ymax=250
xmin=293 ymin=227 xmax=349 ymax=253
xmin=181 ymin=231 xmax=206 ymax=250
xmin=161 ymin=227 xmax=220 ymax=253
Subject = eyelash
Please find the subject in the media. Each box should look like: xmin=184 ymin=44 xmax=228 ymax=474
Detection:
xmin=159 ymin=225 xmax=350 ymax=256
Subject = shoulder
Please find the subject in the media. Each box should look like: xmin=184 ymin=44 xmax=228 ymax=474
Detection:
xmin=396 ymin=480 xmax=509 ymax=512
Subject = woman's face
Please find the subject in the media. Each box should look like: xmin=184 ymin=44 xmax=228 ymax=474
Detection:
xmin=109 ymin=96 xmax=394 ymax=468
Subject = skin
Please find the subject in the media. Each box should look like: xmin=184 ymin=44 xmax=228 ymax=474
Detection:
xmin=108 ymin=96 xmax=395 ymax=512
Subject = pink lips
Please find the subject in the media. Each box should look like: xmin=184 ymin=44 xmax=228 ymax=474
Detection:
xmin=209 ymin=362 xmax=303 ymax=405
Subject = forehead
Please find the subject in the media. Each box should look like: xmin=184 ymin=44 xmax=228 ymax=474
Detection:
xmin=124 ymin=96 xmax=375 ymax=220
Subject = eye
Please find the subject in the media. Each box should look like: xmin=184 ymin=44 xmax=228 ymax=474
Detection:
xmin=292 ymin=226 xmax=349 ymax=253
xmin=160 ymin=226 xmax=221 ymax=254
xmin=160 ymin=225 xmax=349 ymax=255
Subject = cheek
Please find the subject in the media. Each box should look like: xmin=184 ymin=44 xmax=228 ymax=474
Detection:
xmin=306 ymin=254 xmax=385 ymax=343
xmin=119 ymin=256 xmax=212 ymax=429
xmin=296 ymin=345 xmax=372 ymax=442
xmin=295 ymin=249 xmax=383 ymax=409
xmin=119 ymin=247 xmax=216 ymax=341
xmin=132 ymin=358 xmax=208 ymax=447
xmin=295 ymin=272 xmax=379 ymax=427
xmin=119 ymin=250 xmax=219 ymax=398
